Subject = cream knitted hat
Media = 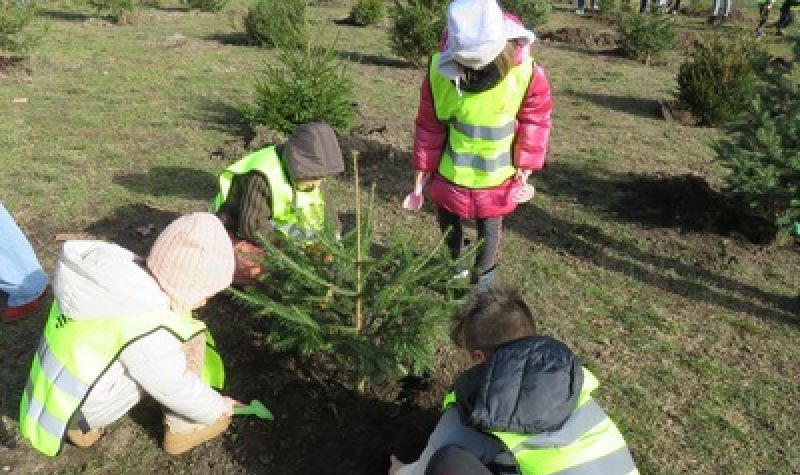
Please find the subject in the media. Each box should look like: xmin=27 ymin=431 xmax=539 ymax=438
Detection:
xmin=146 ymin=212 xmax=234 ymax=312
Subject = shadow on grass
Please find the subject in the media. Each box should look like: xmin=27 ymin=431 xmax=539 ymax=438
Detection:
xmin=571 ymin=92 xmax=664 ymax=119
xmin=193 ymin=98 xmax=252 ymax=138
xmin=505 ymin=164 xmax=797 ymax=326
xmin=114 ymin=165 xmax=218 ymax=200
xmin=338 ymin=50 xmax=416 ymax=69
xmin=202 ymin=32 xmax=251 ymax=46
xmin=0 ymin=56 xmax=28 ymax=74
xmin=149 ymin=5 xmax=191 ymax=12
xmin=84 ymin=203 xmax=181 ymax=256
xmin=537 ymin=162 xmax=776 ymax=243
xmin=37 ymin=9 xmax=96 ymax=21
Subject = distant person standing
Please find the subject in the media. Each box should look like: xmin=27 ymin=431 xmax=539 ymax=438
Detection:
xmin=756 ymin=0 xmax=775 ymax=36
xmin=0 ymin=203 xmax=48 ymax=323
xmin=708 ymin=0 xmax=733 ymax=24
xmin=776 ymin=0 xmax=799 ymax=34
xmin=575 ymin=0 xmax=598 ymax=15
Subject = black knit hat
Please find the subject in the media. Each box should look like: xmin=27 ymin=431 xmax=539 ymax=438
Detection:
xmin=281 ymin=122 xmax=344 ymax=182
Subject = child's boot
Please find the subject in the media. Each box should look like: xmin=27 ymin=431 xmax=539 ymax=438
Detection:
xmin=2 ymin=287 xmax=50 ymax=323
xmin=163 ymin=415 xmax=231 ymax=455
xmin=66 ymin=416 xmax=104 ymax=448
xmin=162 ymin=334 xmax=231 ymax=455
xmin=67 ymin=427 xmax=104 ymax=448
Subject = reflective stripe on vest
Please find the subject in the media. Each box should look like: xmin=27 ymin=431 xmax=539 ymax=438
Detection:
xmin=212 ymin=146 xmax=327 ymax=240
xmin=442 ymin=368 xmax=638 ymax=475
xmin=20 ymin=302 xmax=224 ymax=456
xmin=429 ymin=52 xmax=532 ymax=188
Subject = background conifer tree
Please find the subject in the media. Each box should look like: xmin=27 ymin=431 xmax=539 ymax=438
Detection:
xmin=716 ymin=37 xmax=800 ymax=234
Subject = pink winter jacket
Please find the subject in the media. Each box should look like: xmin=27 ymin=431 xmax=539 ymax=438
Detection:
xmin=413 ymin=19 xmax=553 ymax=219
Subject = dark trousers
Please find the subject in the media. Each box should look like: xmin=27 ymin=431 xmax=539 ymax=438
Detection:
xmin=777 ymin=0 xmax=798 ymax=28
xmin=436 ymin=207 xmax=503 ymax=274
xmin=425 ymin=446 xmax=494 ymax=475
xmin=758 ymin=4 xmax=772 ymax=28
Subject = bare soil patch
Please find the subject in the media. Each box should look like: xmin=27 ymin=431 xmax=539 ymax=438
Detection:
xmin=539 ymin=26 xmax=618 ymax=50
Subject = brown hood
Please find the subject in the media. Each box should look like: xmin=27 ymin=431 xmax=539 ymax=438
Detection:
xmin=281 ymin=122 xmax=344 ymax=182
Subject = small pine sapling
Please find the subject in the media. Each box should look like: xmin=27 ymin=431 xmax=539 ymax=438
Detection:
xmin=230 ymin=152 xmax=473 ymax=388
xmin=615 ymin=10 xmax=676 ymax=64
xmin=676 ymin=32 xmax=767 ymax=126
xmin=388 ymin=0 xmax=447 ymax=67
xmin=498 ymin=0 xmax=552 ymax=28
xmin=0 ymin=0 xmax=45 ymax=53
xmin=350 ymin=0 xmax=385 ymax=26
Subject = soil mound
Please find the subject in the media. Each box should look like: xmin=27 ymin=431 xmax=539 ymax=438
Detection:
xmin=613 ymin=173 xmax=776 ymax=244
xmin=539 ymin=27 xmax=617 ymax=49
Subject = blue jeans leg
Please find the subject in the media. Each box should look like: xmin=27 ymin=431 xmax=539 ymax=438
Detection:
xmin=0 ymin=204 xmax=47 ymax=306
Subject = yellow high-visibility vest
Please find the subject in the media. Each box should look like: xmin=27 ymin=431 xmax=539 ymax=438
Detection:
xmin=443 ymin=368 xmax=639 ymax=475
xmin=20 ymin=301 xmax=224 ymax=456
xmin=213 ymin=146 xmax=326 ymax=240
xmin=429 ymin=52 xmax=533 ymax=189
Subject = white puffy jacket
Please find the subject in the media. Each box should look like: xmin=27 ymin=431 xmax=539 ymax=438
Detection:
xmin=53 ymin=241 xmax=225 ymax=428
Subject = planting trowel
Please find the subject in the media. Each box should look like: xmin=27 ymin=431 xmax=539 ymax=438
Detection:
xmin=233 ymin=400 xmax=274 ymax=421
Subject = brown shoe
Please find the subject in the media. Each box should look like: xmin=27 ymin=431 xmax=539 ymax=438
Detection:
xmin=163 ymin=416 xmax=231 ymax=455
xmin=67 ymin=427 xmax=104 ymax=448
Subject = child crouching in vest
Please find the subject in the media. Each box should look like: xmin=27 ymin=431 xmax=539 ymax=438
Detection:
xmin=389 ymin=288 xmax=639 ymax=475
xmin=20 ymin=212 xmax=241 ymax=457
xmin=213 ymin=122 xmax=345 ymax=285
xmin=405 ymin=0 xmax=552 ymax=291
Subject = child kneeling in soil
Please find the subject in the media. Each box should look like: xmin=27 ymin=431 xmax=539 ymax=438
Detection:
xmin=20 ymin=212 xmax=240 ymax=457
xmin=389 ymin=288 xmax=639 ymax=475
xmin=213 ymin=122 xmax=345 ymax=285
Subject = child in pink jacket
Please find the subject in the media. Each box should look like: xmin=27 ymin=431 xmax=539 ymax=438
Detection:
xmin=405 ymin=0 xmax=552 ymax=290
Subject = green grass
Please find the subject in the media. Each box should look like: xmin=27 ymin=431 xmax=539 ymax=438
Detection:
xmin=1 ymin=1 xmax=798 ymax=474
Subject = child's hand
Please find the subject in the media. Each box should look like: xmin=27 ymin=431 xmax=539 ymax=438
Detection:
xmin=221 ymin=396 xmax=243 ymax=417
xmin=388 ymin=455 xmax=405 ymax=475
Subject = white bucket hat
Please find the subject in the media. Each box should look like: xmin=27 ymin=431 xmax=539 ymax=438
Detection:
xmin=437 ymin=0 xmax=535 ymax=81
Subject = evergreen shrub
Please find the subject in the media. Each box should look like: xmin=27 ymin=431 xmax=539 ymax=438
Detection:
xmin=615 ymin=10 xmax=675 ymax=64
xmin=389 ymin=0 xmax=447 ymax=67
xmin=184 ymin=0 xmax=227 ymax=13
xmin=350 ymin=0 xmax=385 ymax=26
xmin=498 ymin=0 xmax=551 ymax=28
xmin=597 ymin=0 xmax=617 ymax=14
xmin=230 ymin=178 xmax=472 ymax=386
xmin=716 ymin=37 xmax=800 ymax=232
xmin=92 ymin=0 xmax=134 ymax=24
xmin=676 ymin=33 xmax=766 ymax=126
xmin=244 ymin=41 xmax=356 ymax=134
xmin=0 ymin=0 xmax=39 ymax=53
xmin=244 ymin=0 xmax=306 ymax=48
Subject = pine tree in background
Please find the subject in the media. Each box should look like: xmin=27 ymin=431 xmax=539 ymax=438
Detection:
xmin=716 ymin=36 xmax=800 ymax=235
xmin=0 ymin=0 xmax=43 ymax=54
xmin=229 ymin=153 xmax=473 ymax=387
